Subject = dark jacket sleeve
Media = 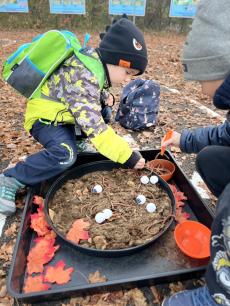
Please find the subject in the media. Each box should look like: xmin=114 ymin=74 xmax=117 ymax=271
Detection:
xmin=180 ymin=120 xmax=230 ymax=154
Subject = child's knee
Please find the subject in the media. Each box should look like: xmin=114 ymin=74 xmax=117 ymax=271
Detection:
xmin=196 ymin=146 xmax=214 ymax=173
xmin=59 ymin=142 xmax=77 ymax=169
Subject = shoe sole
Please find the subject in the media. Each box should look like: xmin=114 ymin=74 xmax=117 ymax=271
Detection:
xmin=0 ymin=202 xmax=15 ymax=216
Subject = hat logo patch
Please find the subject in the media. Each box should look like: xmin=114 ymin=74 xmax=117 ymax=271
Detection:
xmin=133 ymin=38 xmax=142 ymax=50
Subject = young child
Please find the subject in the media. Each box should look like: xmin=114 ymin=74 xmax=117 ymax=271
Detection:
xmin=162 ymin=1 xmax=230 ymax=305
xmin=0 ymin=15 xmax=147 ymax=216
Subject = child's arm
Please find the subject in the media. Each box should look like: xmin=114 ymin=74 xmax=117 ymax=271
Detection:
xmin=162 ymin=122 xmax=230 ymax=154
xmin=45 ymin=58 xmax=143 ymax=168
xmin=180 ymin=122 xmax=230 ymax=153
xmin=105 ymin=93 xmax=114 ymax=107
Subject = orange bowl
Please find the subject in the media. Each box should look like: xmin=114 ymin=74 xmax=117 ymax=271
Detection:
xmin=149 ymin=159 xmax=175 ymax=181
xmin=174 ymin=221 xmax=211 ymax=259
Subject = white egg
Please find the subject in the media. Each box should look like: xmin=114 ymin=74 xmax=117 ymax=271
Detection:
xmin=140 ymin=175 xmax=149 ymax=184
xmin=146 ymin=203 xmax=156 ymax=213
xmin=95 ymin=212 xmax=105 ymax=224
xmin=150 ymin=175 xmax=159 ymax=184
xmin=136 ymin=195 xmax=146 ymax=205
xmin=93 ymin=185 xmax=102 ymax=193
xmin=103 ymin=209 xmax=113 ymax=219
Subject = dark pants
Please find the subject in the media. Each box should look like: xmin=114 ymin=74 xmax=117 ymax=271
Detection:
xmin=196 ymin=146 xmax=230 ymax=304
xmin=4 ymin=106 xmax=112 ymax=186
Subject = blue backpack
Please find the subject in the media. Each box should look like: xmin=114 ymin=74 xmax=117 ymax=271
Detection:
xmin=114 ymin=79 xmax=160 ymax=130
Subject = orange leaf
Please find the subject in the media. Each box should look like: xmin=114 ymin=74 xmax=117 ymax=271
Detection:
xmin=66 ymin=218 xmax=91 ymax=244
xmin=44 ymin=260 xmax=73 ymax=285
xmin=30 ymin=210 xmax=51 ymax=236
xmin=34 ymin=237 xmax=60 ymax=257
xmin=176 ymin=208 xmax=190 ymax=223
xmin=26 ymin=238 xmax=58 ymax=275
xmin=175 ymin=192 xmax=187 ymax=201
xmin=33 ymin=196 xmax=44 ymax=211
xmin=24 ymin=275 xmax=51 ymax=293
xmin=34 ymin=230 xmax=57 ymax=242
xmin=168 ymin=184 xmax=177 ymax=193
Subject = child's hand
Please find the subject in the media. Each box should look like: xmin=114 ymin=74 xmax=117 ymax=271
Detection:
xmin=105 ymin=94 xmax=114 ymax=107
xmin=161 ymin=131 xmax=181 ymax=148
xmin=134 ymin=158 xmax=145 ymax=169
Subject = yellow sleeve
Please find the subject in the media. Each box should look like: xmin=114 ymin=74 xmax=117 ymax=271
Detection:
xmin=90 ymin=125 xmax=133 ymax=164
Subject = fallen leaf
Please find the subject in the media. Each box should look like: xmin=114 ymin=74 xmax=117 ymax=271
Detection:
xmin=44 ymin=260 xmax=73 ymax=285
xmin=49 ymin=209 xmax=55 ymax=222
xmin=168 ymin=184 xmax=177 ymax=193
xmin=76 ymin=190 xmax=82 ymax=196
xmin=24 ymin=275 xmax=51 ymax=293
xmin=175 ymin=208 xmax=190 ymax=223
xmin=66 ymin=218 xmax=91 ymax=244
xmin=93 ymin=236 xmax=107 ymax=250
xmin=26 ymin=238 xmax=57 ymax=275
xmin=30 ymin=210 xmax=51 ymax=236
xmin=88 ymin=270 xmax=107 ymax=283
xmin=4 ymin=222 xmax=19 ymax=237
xmin=171 ymin=146 xmax=182 ymax=153
xmin=34 ymin=230 xmax=57 ymax=242
xmin=33 ymin=196 xmax=44 ymax=210
xmin=169 ymin=281 xmax=186 ymax=296
xmin=125 ymin=288 xmax=147 ymax=306
xmin=82 ymin=187 xmax=88 ymax=195
xmin=150 ymin=286 xmax=163 ymax=304
xmin=0 ymin=285 xmax=7 ymax=298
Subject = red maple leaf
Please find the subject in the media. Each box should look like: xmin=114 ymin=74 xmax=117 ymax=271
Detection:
xmin=175 ymin=194 xmax=185 ymax=208
xmin=168 ymin=184 xmax=177 ymax=193
xmin=33 ymin=196 xmax=44 ymax=211
xmin=30 ymin=210 xmax=51 ymax=236
xmin=26 ymin=238 xmax=58 ymax=275
xmin=176 ymin=207 xmax=190 ymax=223
xmin=44 ymin=260 xmax=74 ymax=285
xmin=66 ymin=218 xmax=91 ymax=244
xmin=34 ymin=230 xmax=57 ymax=243
xmin=24 ymin=275 xmax=51 ymax=293
xmin=174 ymin=192 xmax=187 ymax=200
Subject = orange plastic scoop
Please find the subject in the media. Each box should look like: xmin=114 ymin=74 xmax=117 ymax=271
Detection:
xmin=161 ymin=129 xmax=173 ymax=155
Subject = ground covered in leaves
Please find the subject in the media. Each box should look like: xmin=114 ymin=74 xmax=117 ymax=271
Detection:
xmin=0 ymin=29 xmax=219 ymax=305
xmin=49 ymin=169 xmax=171 ymax=250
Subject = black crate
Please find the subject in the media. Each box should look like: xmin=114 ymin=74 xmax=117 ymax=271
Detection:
xmin=7 ymin=149 xmax=214 ymax=303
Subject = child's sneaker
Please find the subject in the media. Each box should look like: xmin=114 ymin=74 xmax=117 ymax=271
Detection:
xmin=77 ymin=139 xmax=97 ymax=154
xmin=0 ymin=174 xmax=25 ymax=216
xmin=162 ymin=286 xmax=219 ymax=306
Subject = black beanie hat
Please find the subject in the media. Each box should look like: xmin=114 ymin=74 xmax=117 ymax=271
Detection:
xmin=97 ymin=14 xmax=148 ymax=75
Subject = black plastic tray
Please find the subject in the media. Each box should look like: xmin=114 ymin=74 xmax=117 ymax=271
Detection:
xmin=7 ymin=149 xmax=214 ymax=303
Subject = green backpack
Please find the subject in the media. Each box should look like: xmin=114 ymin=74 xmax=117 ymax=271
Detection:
xmin=2 ymin=30 xmax=104 ymax=100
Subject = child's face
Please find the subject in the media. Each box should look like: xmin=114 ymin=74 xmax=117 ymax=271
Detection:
xmin=200 ymin=79 xmax=225 ymax=98
xmin=106 ymin=64 xmax=140 ymax=87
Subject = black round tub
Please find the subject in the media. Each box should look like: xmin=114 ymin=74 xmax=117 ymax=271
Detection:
xmin=44 ymin=160 xmax=176 ymax=257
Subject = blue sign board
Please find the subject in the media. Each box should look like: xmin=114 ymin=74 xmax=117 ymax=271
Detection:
xmin=0 ymin=0 xmax=28 ymax=12
xmin=169 ymin=0 xmax=201 ymax=18
xmin=109 ymin=0 xmax=146 ymax=16
xmin=50 ymin=0 xmax=85 ymax=14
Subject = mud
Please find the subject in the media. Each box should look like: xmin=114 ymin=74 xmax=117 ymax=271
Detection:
xmin=49 ymin=169 xmax=172 ymax=250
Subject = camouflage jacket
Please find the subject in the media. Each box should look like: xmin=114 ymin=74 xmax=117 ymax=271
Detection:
xmin=24 ymin=47 xmax=136 ymax=166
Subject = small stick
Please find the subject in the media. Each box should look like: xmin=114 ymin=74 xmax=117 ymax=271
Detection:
xmin=75 ymin=270 xmax=89 ymax=283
